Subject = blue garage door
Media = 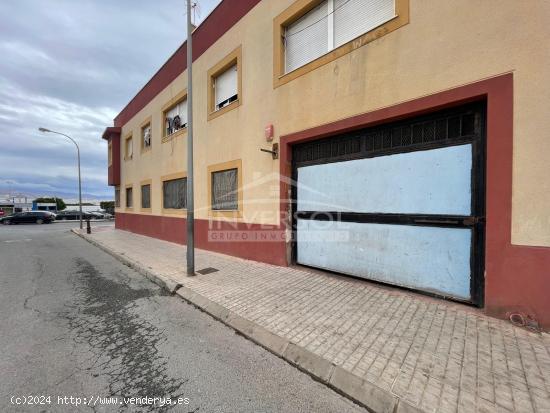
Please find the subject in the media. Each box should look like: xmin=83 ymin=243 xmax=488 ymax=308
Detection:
xmin=293 ymin=104 xmax=485 ymax=305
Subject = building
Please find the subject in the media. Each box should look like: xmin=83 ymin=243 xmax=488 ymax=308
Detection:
xmin=0 ymin=195 xmax=32 ymax=214
xmin=32 ymin=202 xmax=57 ymax=212
xmin=102 ymin=0 xmax=550 ymax=329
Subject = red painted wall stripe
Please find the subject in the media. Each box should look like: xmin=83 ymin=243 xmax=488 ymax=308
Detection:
xmin=115 ymin=213 xmax=287 ymax=267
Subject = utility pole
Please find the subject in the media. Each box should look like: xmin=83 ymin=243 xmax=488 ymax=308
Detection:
xmin=186 ymin=0 xmax=195 ymax=275
xmin=38 ymin=128 xmax=83 ymax=229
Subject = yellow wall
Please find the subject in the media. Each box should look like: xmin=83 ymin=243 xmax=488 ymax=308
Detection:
xmin=117 ymin=0 xmax=550 ymax=247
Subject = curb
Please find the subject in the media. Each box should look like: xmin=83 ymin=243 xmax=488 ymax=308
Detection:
xmin=71 ymin=229 xmax=181 ymax=293
xmin=73 ymin=229 xmax=424 ymax=413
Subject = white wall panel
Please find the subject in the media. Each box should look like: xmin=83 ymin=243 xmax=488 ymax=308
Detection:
xmin=297 ymin=144 xmax=472 ymax=215
xmin=297 ymin=219 xmax=472 ymax=300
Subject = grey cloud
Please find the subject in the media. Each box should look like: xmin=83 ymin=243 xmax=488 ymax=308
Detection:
xmin=0 ymin=0 xmax=221 ymax=200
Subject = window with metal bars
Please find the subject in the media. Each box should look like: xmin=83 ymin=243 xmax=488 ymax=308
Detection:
xmin=125 ymin=187 xmax=133 ymax=208
xmin=141 ymin=184 xmax=151 ymax=209
xmin=211 ymin=168 xmax=238 ymax=210
xmin=163 ymin=178 xmax=186 ymax=209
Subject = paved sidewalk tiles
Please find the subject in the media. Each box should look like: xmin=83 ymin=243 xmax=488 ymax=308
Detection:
xmin=74 ymin=227 xmax=550 ymax=413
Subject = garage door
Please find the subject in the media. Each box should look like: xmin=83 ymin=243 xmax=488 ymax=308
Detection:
xmin=292 ymin=104 xmax=485 ymax=305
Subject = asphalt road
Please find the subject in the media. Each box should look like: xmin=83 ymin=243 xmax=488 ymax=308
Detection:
xmin=0 ymin=222 xmax=365 ymax=413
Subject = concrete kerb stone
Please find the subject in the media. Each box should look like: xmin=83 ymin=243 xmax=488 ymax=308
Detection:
xmin=329 ymin=366 xmax=398 ymax=413
xmin=71 ymin=229 xmax=181 ymax=293
xmin=72 ymin=228 xmax=421 ymax=413
xmin=283 ymin=343 xmax=335 ymax=383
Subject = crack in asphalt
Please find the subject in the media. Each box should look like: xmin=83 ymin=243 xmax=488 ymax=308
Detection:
xmin=65 ymin=258 xmax=187 ymax=412
xmin=22 ymin=256 xmax=48 ymax=316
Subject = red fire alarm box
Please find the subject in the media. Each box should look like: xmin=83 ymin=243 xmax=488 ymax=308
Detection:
xmin=265 ymin=124 xmax=274 ymax=142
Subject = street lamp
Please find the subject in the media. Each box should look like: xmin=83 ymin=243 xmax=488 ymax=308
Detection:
xmin=38 ymin=127 xmax=83 ymax=229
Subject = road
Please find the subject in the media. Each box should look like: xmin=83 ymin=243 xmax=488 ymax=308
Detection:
xmin=0 ymin=222 xmax=365 ymax=413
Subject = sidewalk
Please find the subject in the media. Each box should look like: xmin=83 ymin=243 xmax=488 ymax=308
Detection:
xmin=73 ymin=226 xmax=550 ymax=413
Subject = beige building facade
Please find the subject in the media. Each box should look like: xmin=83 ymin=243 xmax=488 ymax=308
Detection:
xmin=103 ymin=0 xmax=550 ymax=328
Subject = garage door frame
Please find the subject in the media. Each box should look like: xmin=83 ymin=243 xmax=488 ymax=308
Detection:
xmin=290 ymin=102 xmax=486 ymax=306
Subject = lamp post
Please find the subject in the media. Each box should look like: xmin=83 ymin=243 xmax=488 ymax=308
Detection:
xmin=186 ymin=0 xmax=195 ymax=275
xmin=38 ymin=128 xmax=83 ymax=229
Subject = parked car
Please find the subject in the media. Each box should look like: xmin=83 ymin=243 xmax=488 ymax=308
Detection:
xmin=89 ymin=210 xmax=113 ymax=219
xmin=55 ymin=210 xmax=94 ymax=221
xmin=0 ymin=210 xmax=5 ymax=217
xmin=0 ymin=211 xmax=56 ymax=225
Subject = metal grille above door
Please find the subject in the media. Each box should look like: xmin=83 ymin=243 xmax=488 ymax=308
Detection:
xmin=292 ymin=103 xmax=486 ymax=306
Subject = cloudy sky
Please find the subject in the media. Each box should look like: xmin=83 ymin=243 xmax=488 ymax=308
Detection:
xmin=0 ymin=0 xmax=220 ymax=201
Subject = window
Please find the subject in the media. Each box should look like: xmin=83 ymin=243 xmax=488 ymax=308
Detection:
xmin=164 ymin=99 xmax=187 ymax=138
xmin=212 ymin=168 xmax=238 ymax=210
xmin=274 ymin=0 xmax=408 ymax=87
xmin=125 ymin=186 xmax=133 ymax=208
xmin=285 ymin=0 xmax=394 ymax=73
xmin=108 ymin=141 xmax=113 ymax=165
xmin=125 ymin=135 xmax=133 ymax=160
xmin=115 ymin=187 xmax=120 ymax=208
xmin=207 ymin=46 xmax=242 ymax=120
xmin=141 ymin=184 xmax=151 ymax=209
xmin=163 ymin=178 xmax=187 ymax=210
xmin=214 ymin=65 xmax=238 ymax=110
xmin=142 ymin=122 xmax=152 ymax=151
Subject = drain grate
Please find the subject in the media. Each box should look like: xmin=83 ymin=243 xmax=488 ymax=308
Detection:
xmin=197 ymin=267 xmax=219 ymax=275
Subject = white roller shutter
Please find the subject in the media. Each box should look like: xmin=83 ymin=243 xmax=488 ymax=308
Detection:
xmin=284 ymin=1 xmax=329 ymax=73
xmin=334 ymin=0 xmax=395 ymax=48
xmin=215 ymin=64 xmax=238 ymax=109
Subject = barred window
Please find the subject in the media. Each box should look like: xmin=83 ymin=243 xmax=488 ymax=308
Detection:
xmin=212 ymin=168 xmax=238 ymax=210
xmin=125 ymin=187 xmax=133 ymax=208
xmin=141 ymin=184 xmax=151 ymax=209
xmin=115 ymin=188 xmax=120 ymax=208
xmin=163 ymin=178 xmax=186 ymax=209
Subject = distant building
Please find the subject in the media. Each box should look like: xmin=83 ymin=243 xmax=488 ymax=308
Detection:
xmin=0 ymin=195 xmax=32 ymax=214
xmin=32 ymin=202 xmax=57 ymax=212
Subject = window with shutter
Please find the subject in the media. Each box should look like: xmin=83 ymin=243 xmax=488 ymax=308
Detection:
xmin=125 ymin=135 xmax=133 ymax=160
xmin=211 ymin=168 xmax=238 ymax=210
xmin=207 ymin=46 xmax=242 ymax=120
xmin=334 ymin=0 xmax=394 ymax=48
xmin=279 ymin=0 xmax=399 ymax=77
xmin=285 ymin=1 xmax=329 ymax=73
xmin=215 ymin=65 xmax=238 ymax=110
xmin=163 ymin=178 xmax=187 ymax=209
xmin=164 ymin=99 xmax=188 ymax=137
